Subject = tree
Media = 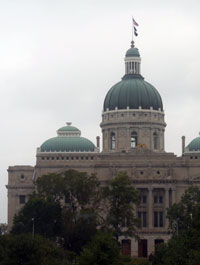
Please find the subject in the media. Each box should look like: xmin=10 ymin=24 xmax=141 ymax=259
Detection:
xmin=12 ymin=170 xmax=102 ymax=255
xmin=78 ymin=232 xmax=123 ymax=265
xmin=0 ymin=223 xmax=8 ymax=235
xmin=153 ymin=186 xmax=200 ymax=265
xmin=11 ymin=195 xmax=62 ymax=239
xmin=167 ymin=186 xmax=200 ymax=234
xmin=103 ymin=172 xmax=139 ymax=241
xmin=59 ymin=170 xmax=101 ymax=254
xmin=0 ymin=234 xmax=69 ymax=265
xmin=36 ymin=170 xmax=101 ymax=214
xmin=36 ymin=173 xmax=66 ymax=202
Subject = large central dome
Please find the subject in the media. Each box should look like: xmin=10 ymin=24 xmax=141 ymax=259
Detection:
xmin=104 ymin=75 xmax=163 ymax=111
xmin=101 ymin=41 xmax=166 ymax=153
xmin=103 ymin=44 xmax=163 ymax=112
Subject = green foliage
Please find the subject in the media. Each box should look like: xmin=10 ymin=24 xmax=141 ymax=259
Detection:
xmin=0 ymin=223 xmax=7 ymax=235
xmin=152 ymin=235 xmax=200 ymax=265
xmin=11 ymin=195 xmax=62 ymax=239
xmin=103 ymin=172 xmax=139 ymax=241
xmin=0 ymin=234 xmax=69 ymax=265
xmin=62 ymin=170 xmax=101 ymax=212
xmin=12 ymin=170 xmax=101 ymax=255
xmin=11 ymin=170 xmax=140 ymax=258
xmin=127 ymin=258 xmax=150 ymax=265
xmin=36 ymin=173 xmax=66 ymax=202
xmin=78 ymin=232 xmax=123 ymax=265
xmin=167 ymin=186 xmax=200 ymax=235
xmin=153 ymin=186 xmax=200 ymax=265
xmin=60 ymin=171 xmax=101 ymax=254
xmin=60 ymin=206 xmax=97 ymax=255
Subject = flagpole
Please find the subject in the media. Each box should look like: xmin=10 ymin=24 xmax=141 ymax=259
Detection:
xmin=131 ymin=16 xmax=134 ymax=48
xmin=131 ymin=16 xmax=133 ymax=42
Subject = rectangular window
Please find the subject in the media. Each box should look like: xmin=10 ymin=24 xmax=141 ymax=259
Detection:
xmin=138 ymin=212 xmax=142 ymax=227
xmin=138 ymin=212 xmax=141 ymax=219
xmin=111 ymin=133 xmax=115 ymax=150
xmin=159 ymin=196 xmax=163 ymax=203
xmin=143 ymin=212 xmax=147 ymax=227
xmin=19 ymin=195 xmax=25 ymax=204
xmin=154 ymin=196 xmax=158 ymax=204
xmin=154 ymin=211 xmax=164 ymax=227
xmin=154 ymin=212 xmax=158 ymax=227
xmin=159 ymin=212 xmax=163 ymax=227
xmin=138 ymin=212 xmax=147 ymax=227
xmin=142 ymin=196 xmax=147 ymax=204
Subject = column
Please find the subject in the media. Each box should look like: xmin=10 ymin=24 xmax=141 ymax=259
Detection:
xmin=148 ymin=237 xmax=154 ymax=256
xmin=131 ymin=238 xmax=138 ymax=257
xmin=172 ymin=188 xmax=176 ymax=205
xmin=148 ymin=187 xmax=153 ymax=229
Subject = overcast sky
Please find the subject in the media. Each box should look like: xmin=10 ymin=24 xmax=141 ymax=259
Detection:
xmin=1 ymin=0 xmax=200 ymax=223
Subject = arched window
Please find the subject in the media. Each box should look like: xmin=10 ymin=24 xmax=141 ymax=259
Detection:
xmin=110 ymin=132 xmax=115 ymax=150
xmin=131 ymin=132 xmax=137 ymax=148
xmin=153 ymin=132 xmax=158 ymax=149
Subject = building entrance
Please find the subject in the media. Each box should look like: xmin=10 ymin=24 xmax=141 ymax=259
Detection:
xmin=122 ymin=239 xmax=131 ymax=256
xmin=138 ymin=239 xmax=147 ymax=257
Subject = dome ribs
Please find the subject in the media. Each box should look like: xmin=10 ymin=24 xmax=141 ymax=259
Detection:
xmin=103 ymin=77 xmax=163 ymax=112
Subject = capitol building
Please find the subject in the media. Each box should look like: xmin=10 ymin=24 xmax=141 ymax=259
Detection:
xmin=7 ymin=39 xmax=200 ymax=257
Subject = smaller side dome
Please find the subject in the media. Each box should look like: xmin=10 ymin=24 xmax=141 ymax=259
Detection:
xmin=41 ymin=137 xmax=95 ymax=152
xmin=39 ymin=123 xmax=96 ymax=153
xmin=186 ymin=136 xmax=200 ymax=152
xmin=125 ymin=47 xmax=140 ymax=57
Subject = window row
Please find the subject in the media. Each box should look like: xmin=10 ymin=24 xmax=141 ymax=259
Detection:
xmin=110 ymin=132 xmax=158 ymax=150
xmin=138 ymin=195 xmax=163 ymax=204
xmin=190 ymin=156 xmax=199 ymax=159
xmin=41 ymin=156 xmax=94 ymax=161
xmin=121 ymin=238 xmax=164 ymax=257
xmin=137 ymin=211 xmax=164 ymax=228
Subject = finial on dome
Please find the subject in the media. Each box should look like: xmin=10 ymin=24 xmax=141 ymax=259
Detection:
xmin=131 ymin=40 xmax=135 ymax=48
xmin=66 ymin=122 xmax=72 ymax=126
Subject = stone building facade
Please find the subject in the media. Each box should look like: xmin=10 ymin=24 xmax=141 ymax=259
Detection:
xmin=7 ymin=40 xmax=200 ymax=257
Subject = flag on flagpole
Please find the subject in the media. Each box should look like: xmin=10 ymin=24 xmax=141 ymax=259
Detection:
xmin=132 ymin=18 xmax=139 ymax=27
xmin=134 ymin=26 xmax=138 ymax=36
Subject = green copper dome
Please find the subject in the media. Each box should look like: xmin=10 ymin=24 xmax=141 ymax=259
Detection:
xmin=125 ymin=47 xmax=140 ymax=57
xmin=104 ymin=75 xmax=163 ymax=111
xmin=40 ymin=123 xmax=96 ymax=153
xmin=41 ymin=137 xmax=95 ymax=152
xmin=186 ymin=136 xmax=200 ymax=152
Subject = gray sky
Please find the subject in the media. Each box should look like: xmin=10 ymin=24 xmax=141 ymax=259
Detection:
xmin=1 ymin=0 xmax=200 ymax=223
